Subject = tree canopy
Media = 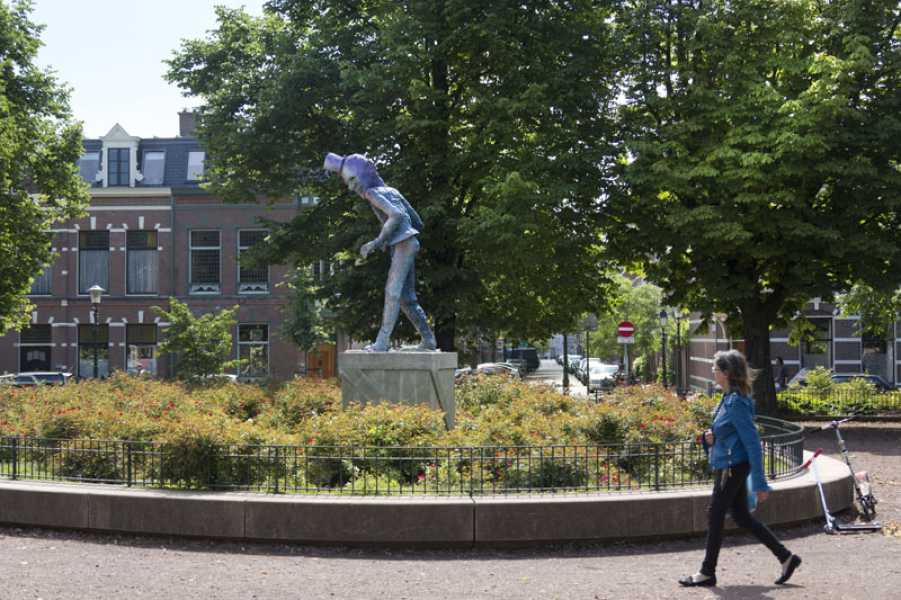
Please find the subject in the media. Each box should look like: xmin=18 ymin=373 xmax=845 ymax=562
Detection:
xmin=605 ymin=0 xmax=901 ymax=412
xmin=166 ymin=0 xmax=619 ymax=351
xmin=0 ymin=0 xmax=88 ymax=333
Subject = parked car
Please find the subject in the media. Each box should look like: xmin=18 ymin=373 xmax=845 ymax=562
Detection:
xmin=475 ymin=362 xmax=521 ymax=378
xmin=18 ymin=371 xmax=71 ymax=386
xmin=0 ymin=372 xmax=71 ymax=387
xmin=505 ymin=358 xmax=528 ymax=377
xmin=587 ymin=363 xmax=620 ymax=393
xmin=788 ymin=369 xmax=894 ymax=392
xmin=566 ymin=354 xmax=582 ymax=375
xmin=577 ymin=358 xmax=605 ymax=384
xmin=508 ymin=347 xmax=540 ymax=372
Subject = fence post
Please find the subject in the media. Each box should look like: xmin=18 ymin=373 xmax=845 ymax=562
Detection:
xmin=272 ymin=446 xmax=281 ymax=494
xmin=126 ymin=441 xmax=133 ymax=487
xmin=654 ymin=445 xmax=660 ymax=491
xmin=768 ymin=443 xmax=776 ymax=479
xmin=11 ymin=437 xmax=18 ymax=481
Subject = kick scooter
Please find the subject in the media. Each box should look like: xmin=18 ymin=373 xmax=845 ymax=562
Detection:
xmin=802 ymin=448 xmax=882 ymax=534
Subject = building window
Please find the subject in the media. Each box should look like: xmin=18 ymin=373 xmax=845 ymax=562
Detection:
xmin=127 ymin=230 xmax=159 ymax=294
xmin=78 ymin=324 xmax=109 ymax=379
xmin=79 ymin=231 xmax=109 ymax=295
xmin=127 ymin=324 xmax=157 ymax=376
xmin=189 ymin=230 xmax=220 ymax=294
xmin=30 ymin=265 xmax=52 ymax=295
xmin=238 ymin=324 xmax=269 ymax=378
xmin=19 ymin=325 xmax=52 ymax=372
xmin=802 ymin=318 xmax=832 ymax=369
xmin=108 ymin=148 xmax=130 ymax=186
xmin=79 ymin=152 xmax=100 ymax=185
xmin=187 ymin=151 xmax=205 ymax=181
xmin=238 ymin=230 xmax=269 ymax=293
xmin=141 ymin=151 xmax=165 ymax=185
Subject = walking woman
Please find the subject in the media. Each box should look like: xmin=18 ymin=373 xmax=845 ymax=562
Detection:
xmin=679 ymin=350 xmax=801 ymax=587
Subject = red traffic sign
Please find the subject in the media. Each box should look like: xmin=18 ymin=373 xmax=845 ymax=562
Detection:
xmin=617 ymin=321 xmax=635 ymax=337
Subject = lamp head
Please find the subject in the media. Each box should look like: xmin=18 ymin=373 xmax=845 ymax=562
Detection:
xmin=88 ymin=284 xmax=104 ymax=306
xmin=659 ymin=309 xmax=668 ymax=325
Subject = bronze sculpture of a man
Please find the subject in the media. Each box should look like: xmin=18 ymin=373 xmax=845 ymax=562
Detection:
xmin=324 ymin=152 xmax=437 ymax=352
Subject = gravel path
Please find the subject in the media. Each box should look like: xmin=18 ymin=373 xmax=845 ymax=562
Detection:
xmin=0 ymin=422 xmax=898 ymax=600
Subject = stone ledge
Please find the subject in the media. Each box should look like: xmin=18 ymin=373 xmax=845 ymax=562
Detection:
xmin=0 ymin=452 xmax=852 ymax=546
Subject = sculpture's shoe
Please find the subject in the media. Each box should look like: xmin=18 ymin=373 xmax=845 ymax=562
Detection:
xmin=363 ymin=342 xmax=389 ymax=352
xmin=416 ymin=340 xmax=438 ymax=351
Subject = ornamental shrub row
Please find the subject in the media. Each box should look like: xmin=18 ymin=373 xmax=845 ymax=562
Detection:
xmin=0 ymin=373 xmax=719 ymax=491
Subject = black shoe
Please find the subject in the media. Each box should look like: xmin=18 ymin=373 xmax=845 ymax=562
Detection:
xmin=775 ymin=555 xmax=801 ymax=585
xmin=679 ymin=573 xmax=716 ymax=587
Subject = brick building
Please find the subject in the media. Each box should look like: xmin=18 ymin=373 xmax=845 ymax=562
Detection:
xmin=685 ymin=299 xmax=900 ymax=391
xmin=0 ymin=112 xmax=310 ymax=381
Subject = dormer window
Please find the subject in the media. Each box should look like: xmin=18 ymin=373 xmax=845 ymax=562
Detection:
xmin=142 ymin=151 xmax=165 ymax=185
xmin=108 ymin=148 xmax=130 ymax=186
xmin=78 ymin=152 xmax=100 ymax=185
xmin=187 ymin=151 xmax=205 ymax=181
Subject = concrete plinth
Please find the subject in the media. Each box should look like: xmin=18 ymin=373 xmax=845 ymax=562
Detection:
xmin=338 ymin=351 xmax=457 ymax=428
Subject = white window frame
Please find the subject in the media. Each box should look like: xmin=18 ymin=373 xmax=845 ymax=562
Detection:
xmin=77 ymin=230 xmax=110 ymax=296
xmin=188 ymin=229 xmax=221 ymax=295
xmin=79 ymin=151 xmax=101 ymax=184
xmin=237 ymin=323 xmax=270 ymax=379
xmin=18 ymin=325 xmax=53 ymax=372
xmin=187 ymin=151 xmax=205 ymax=181
xmin=126 ymin=324 xmax=158 ymax=376
xmin=28 ymin=264 xmax=53 ymax=296
xmin=126 ymin=230 xmax=160 ymax=296
xmin=77 ymin=324 xmax=110 ymax=379
xmin=141 ymin=150 xmax=166 ymax=186
xmin=237 ymin=229 xmax=269 ymax=294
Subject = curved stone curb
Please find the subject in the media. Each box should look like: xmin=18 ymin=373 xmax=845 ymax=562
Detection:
xmin=0 ymin=451 xmax=851 ymax=546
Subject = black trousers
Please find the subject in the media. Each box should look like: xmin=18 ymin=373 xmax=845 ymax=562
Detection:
xmin=701 ymin=462 xmax=791 ymax=576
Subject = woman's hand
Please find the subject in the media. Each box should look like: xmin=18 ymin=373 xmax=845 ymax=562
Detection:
xmin=704 ymin=429 xmax=714 ymax=445
xmin=756 ymin=490 xmax=769 ymax=503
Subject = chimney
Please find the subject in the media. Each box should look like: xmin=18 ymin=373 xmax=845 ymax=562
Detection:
xmin=178 ymin=110 xmax=196 ymax=137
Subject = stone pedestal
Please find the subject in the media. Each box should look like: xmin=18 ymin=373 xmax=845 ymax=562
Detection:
xmin=338 ymin=351 xmax=457 ymax=428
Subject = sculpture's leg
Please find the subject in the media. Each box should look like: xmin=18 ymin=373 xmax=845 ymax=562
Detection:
xmin=364 ymin=240 xmax=414 ymax=352
xmin=399 ymin=241 xmax=437 ymax=351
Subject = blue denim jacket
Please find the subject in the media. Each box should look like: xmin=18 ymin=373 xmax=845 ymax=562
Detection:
xmin=702 ymin=391 xmax=771 ymax=492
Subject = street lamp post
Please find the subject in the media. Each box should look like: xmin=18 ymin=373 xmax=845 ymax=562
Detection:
xmin=562 ymin=333 xmax=570 ymax=394
xmin=672 ymin=310 xmax=687 ymax=396
xmin=659 ymin=309 xmax=668 ymax=388
xmin=88 ymin=285 xmax=104 ymax=379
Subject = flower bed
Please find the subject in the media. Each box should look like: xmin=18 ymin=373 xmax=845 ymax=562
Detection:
xmin=0 ymin=374 xmax=768 ymax=494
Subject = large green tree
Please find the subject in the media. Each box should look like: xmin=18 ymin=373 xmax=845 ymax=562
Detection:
xmin=606 ymin=0 xmax=901 ymax=412
xmin=0 ymin=0 xmax=88 ymax=332
xmin=166 ymin=0 xmax=618 ymax=351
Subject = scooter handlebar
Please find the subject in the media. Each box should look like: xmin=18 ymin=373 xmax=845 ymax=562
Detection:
xmin=801 ymin=448 xmax=823 ymax=470
xmin=820 ymin=416 xmax=856 ymax=431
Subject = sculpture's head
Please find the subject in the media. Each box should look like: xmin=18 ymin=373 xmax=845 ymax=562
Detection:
xmin=323 ymin=153 xmax=385 ymax=196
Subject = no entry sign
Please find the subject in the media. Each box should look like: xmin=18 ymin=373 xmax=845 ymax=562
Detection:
xmin=617 ymin=321 xmax=635 ymax=337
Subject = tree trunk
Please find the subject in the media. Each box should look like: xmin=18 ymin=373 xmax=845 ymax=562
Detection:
xmin=435 ymin=313 xmax=456 ymax=353
xmin=741 ymin=307 xmax=777 ymax=415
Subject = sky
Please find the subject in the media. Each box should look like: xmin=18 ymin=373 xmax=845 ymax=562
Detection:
xmin=31 ymin=0 xmax=266 ymax=139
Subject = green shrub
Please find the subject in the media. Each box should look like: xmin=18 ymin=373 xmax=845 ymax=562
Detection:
xmin=58 ymin=445 xmax=122 ymax=482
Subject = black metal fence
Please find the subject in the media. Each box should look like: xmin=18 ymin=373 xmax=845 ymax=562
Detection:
xmin=778 ymin=387 xmax=901 ymax=415
xmin=0 ymin=417 xmax=804 ymax=495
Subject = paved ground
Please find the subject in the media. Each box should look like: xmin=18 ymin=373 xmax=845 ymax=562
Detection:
xmin=0 ymin=421 xmax=898 ymax=598
xmin=526 ymin=358 xmax=590 ymax=396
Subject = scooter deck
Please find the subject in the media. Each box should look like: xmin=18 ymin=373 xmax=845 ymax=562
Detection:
xmin=832 ymin=521 xmax=882 ymax=532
